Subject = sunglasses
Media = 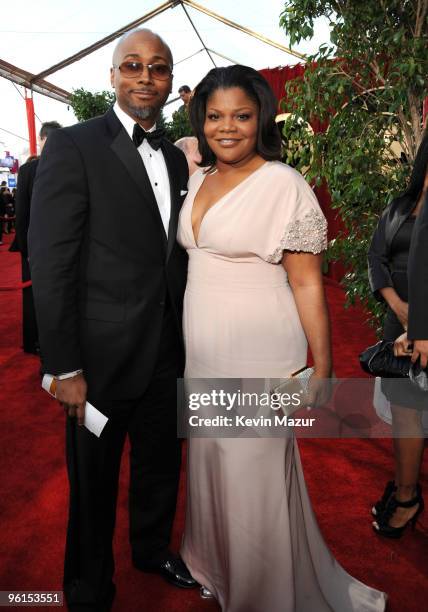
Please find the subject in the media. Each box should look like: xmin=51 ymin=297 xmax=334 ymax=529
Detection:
xmin=113 ymin=61 xmax=172 ymax=80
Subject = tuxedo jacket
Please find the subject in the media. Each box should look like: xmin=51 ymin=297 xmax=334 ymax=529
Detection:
xmin=28 ymin=108 xmax=189 ymax=400
xmin=408 ymin=191 xmax=428 ymax=340
xmin=13 ymin=158 xmax=39 ymax=259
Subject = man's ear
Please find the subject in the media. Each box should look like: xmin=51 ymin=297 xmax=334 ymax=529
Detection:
xmin=110 ymin=67 xmax=115 ymax=88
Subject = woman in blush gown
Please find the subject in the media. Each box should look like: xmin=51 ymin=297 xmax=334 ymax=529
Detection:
xmin=177 ymin=65 xmax=387 ymax=612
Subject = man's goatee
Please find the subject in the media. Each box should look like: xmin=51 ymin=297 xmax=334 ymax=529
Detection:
xmin=127 ymin=104 xmax=155 ymax=121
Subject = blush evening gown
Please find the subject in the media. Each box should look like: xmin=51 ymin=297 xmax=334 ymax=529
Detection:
xmin=177 ymin=161 xmax=387 ymax=612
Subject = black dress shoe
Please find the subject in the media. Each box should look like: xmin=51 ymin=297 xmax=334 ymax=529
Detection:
xmin=137 ymin=554 xmax=198 ymax=589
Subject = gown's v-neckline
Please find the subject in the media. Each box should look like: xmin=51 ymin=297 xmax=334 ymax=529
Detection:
xmin=191 ymin=161 xmax=269 ymax=247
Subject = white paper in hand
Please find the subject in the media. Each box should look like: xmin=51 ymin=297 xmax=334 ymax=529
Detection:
xmin=42 ymin=374 xmax=108 ymax=437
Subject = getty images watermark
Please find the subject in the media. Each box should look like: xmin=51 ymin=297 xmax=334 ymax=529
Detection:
xmin=177 ymin=378 xmax=428 ymax=438
xmin=187 ymin=388 xmax=315 ymax=429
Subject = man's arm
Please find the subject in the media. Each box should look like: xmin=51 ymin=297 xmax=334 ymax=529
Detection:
xmin=28 ymin=128 xmax=88 ymax=376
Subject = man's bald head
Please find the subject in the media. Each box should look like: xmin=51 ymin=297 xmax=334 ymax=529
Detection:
xmin=110 ymin=27 xmax=173 ymax=129
xmin=112 ymin=28 xmax=173 ymax=67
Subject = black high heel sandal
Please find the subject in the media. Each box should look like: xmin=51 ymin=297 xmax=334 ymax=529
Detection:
xmin=373 ymin=492 xmax=425 ymax=539
xmin=372 ymin=481 xmax=422 ymax=516
xmin=372 ymin=480 xmax=397 ymax=517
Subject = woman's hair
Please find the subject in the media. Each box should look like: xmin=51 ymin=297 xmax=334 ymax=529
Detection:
xmin=188 ymin=65 xmax=282 ymax=168
xmin=401 ymin=130 xmax=428 ymax=202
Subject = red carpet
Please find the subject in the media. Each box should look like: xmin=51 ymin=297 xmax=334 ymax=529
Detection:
xmin=0 ymin=232 xmax=426 ymax=612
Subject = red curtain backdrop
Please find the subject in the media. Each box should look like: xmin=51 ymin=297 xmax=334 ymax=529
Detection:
xmin=259 ymin=65 xmax=305 ymax=99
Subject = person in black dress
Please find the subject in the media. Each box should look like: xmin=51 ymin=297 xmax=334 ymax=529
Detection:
xmin=368 ymin=133 xmax=428 ymax=538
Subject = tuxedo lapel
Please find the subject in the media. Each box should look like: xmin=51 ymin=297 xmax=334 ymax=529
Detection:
xmin=106 ymin=111 xmax=167 ymax=248
xmin=161 ymin=141 xmax=181 ymax=261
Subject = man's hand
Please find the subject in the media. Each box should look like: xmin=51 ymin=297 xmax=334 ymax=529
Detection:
xmin=411 ymin=339 xmax=428 ymax=370
xmin=393 ymin=332 xmax=413 ymax=357
xmin=55 ymin=373 xmax=87 ymax=426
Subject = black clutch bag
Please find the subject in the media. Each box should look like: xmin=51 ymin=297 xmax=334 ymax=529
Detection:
xmin=359 ymin=340 xmax=428 ymax=391
xmin=359 ymin=340 xmax=411 ymax=378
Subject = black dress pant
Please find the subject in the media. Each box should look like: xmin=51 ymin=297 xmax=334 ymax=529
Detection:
xmin=64 ymin=305 xmax=183 ymax=610
xmin=21 ymin=256 xmax=39 ymax=353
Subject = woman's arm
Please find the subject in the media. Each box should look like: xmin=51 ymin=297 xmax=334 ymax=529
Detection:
xmin=283 ymin=251 xmax=332 ymax=405
xmin=367 ymin=210 xmax=394 ymax=300
xmin=379 ymin=287 xmax=408 ymax=329
xmin=368 ymin=206 xmax=408 ymax=328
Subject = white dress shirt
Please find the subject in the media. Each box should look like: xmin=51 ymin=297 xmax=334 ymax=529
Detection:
xmin=113 ymin=102 xmax=171 ymax=236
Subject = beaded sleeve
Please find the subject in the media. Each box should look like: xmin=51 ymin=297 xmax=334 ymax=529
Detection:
xmin=266 ymin=208 xmax=328 ymax=263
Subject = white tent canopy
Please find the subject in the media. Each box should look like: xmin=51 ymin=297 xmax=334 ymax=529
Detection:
xmin=0 ymin=0 xmax=329 ymax=160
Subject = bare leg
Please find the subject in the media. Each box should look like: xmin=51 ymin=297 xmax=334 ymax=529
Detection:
xmin=389 ymin=405 xmax=424 ymax=527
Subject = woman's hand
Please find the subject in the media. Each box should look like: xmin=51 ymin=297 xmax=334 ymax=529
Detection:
xmin=392 ymin=298 xmax=408 ymax=330
xmin=379 ymin=289 xmax=408 ymax=329
xmin=393 ymin=332 xmax=413 ymax=357
xmin=306 ymin=370 xmax=332 ymax=408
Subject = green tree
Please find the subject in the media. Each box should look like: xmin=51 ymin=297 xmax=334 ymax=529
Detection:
xmin=164 ymin=106 xmax=193 ymax=142
xmin=69 ymin=88 xmax=115 ymax=122
xmin=68 ymin=88 xmax=192 ymax=144
xmin=279 ymin=0 xmax=427 ymax=331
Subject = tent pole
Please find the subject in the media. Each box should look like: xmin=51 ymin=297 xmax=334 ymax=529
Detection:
xmin=182 ymin=0 xmax=305 ymax=60
xmin=0 ymin=58 xmax=70 ymax=104
xmin=206 ymin=48 xmax=238 ymax=65
xmin=179 ymin=1 xmax=216 ymax=67
xmin=24 ymin=90 xmax=37 ymax=156
xmin=174 ymin=48 xmax=205 ymax=66
xmin=30 ymin=0 xmax=179 ymax=84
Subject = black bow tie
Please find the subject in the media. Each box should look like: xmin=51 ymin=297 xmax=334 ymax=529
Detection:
xmin=132 ymin=124 xmax=165 ymax=150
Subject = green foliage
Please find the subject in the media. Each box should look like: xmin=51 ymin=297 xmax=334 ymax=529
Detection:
xmin=164 ymin=105 xmax=193 ymax=142
xmin=280 ymin=0 xmax=427 ymax=332
xmin=156 ymin=110 xmax=169 ymax=131
xmin=280 ymin=114 xmax=313 ymax=172
xmin=68 ymin=87 xmax=192 ymax=144
xmin=69 ymin=88 xmax=116 ymax=122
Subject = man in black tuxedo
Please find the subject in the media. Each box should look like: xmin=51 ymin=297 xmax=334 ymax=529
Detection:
xmin=14 ymin=122 xmax=61 ymax=354
xmin=28 ymin=29 xmax=195 ymax=611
